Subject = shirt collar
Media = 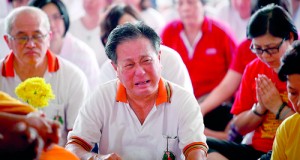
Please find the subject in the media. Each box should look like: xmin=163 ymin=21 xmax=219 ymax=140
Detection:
xmin=1 ymin=49 xmax=59 ymax=77
xmin=116 ymin=78 xmax=172 ymax=106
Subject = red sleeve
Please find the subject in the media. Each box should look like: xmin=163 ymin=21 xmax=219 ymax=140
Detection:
xmin=230 ymin=39 xmax=257 ymax=74
xmin=160 ymin=20 xmax=182 ymax=47
xmin=231 ymin=59 xmax=259 ymax=114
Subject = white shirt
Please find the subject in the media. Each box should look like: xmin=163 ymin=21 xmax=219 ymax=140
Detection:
xmin=68 ymin=79 xmax=207 ymax=159
xmin=69 ymin=18 xmax=108 ymax=67
xmin=98 ymin=45 xmax=193 ymax=93
xmin=0 ymin=52 xmax=89 ymax=146
xmin=211 ymin=0 xmax=248 ymax=43
xmin=140 ymin=8 xmax=166 ymax=35
xmin=60 ymin=33 xmax=101 ymax=91
xmin=61 ymin=0 xmax=84 ymax=21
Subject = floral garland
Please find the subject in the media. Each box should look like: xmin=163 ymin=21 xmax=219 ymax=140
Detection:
xmin=15 ymin=77 xmax=55 ymax=109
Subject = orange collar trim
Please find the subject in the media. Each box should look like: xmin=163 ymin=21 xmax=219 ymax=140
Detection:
xmin=116 ymin=78 xmax=172 ymax=106
xmin=46 ymin=50 xmax=60 ymax=72
xmin=1 ymin=50 xmax=59 ymax=77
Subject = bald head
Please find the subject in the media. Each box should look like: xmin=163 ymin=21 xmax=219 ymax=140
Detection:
xmin=4 ymin=6 xmax=50 ymax=35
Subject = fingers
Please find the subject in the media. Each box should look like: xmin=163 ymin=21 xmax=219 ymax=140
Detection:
xmin=44 ymin=120 xmax=61 ymax=151
xmin=50 ymin=120 xmax=61 ymax=143
xmin=25 ymin=114 xmax=61 ymax=151
xmin=256 ymin=74 xmax=272 ymax=94
xmin=27 ymin=130 xmax=44 ymax=159
xmin=255 ymin=74 xmax=272 ymax=107
xmin=255 ymin=75 xmax=265 ymax=107
xmin=256 ymin=74 xmax=275 ymax=97
xmin=9 ymin=122 xmax=44 ymax=159
xmin=255 ymin=74 xmax=282 ymax=111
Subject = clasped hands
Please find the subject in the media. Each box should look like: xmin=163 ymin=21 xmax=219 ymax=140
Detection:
xmin=255 ymin=74 xmax=283 ymax=114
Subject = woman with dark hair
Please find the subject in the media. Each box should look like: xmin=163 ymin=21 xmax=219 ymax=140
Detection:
xmin=100 ymin=3 xmax=142 ymax=45
xmin=200 ymin=0 xmax=292 ymax=140
xmin=207 ymin=4 xmax=298 ymax=160
xmin=30 ymin=0 xmax=70 ymax=36
xmin=29 ymin=0 xmax=101 ymax=91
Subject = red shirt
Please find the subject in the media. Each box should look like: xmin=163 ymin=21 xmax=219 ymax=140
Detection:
xmin=231 ymin=58 xmax=291 ymax=152
xmin=230 ymin=39 xmax=257 ymax=74
xmin=161 ymin=17 xmax=237 ymax=98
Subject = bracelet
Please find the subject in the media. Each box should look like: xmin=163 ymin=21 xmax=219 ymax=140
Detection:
xmin=276 ymin=102 xmax=287 ymax=120
xmin=252 ymin=103 xmax=267 ymax=117
xmin=228 ymin=124 xmax=243 ymax=143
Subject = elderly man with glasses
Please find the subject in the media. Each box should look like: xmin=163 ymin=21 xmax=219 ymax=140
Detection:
xmin=0 ymin=6 xmax=89 ymax=146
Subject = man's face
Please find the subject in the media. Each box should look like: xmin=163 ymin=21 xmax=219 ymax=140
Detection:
xmin=5 ymin=11 xmax=50 ymax=65
xmin=287 ymin=74 xmax=300 ymax=114
xmin=112 ymin=37 xmax=162 ymax=98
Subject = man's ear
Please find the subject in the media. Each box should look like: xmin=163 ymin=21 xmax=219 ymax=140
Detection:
xmin=45 ymin=31 xmax=53 ymax=48
xmin=3 ymin=35 xmax=12 ymax=49
xmin=158 ymin=50 xmax=161 ymax=60
xmin=49 ymin=31 xmax=53 ymax=40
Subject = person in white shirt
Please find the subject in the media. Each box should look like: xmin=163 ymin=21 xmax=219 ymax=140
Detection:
xmin=99 ymin=4 xmax=193 ymax=92
xmin=29 ymin=0 xmax=101 ymax=91
xmin=66 ymin=22 xmax=208 ymax=160
xmin=69 ymin=0 xmax=108 ymax=68
xmin=212 ymin=0 xmax=251 ymax=43
xmin=0 ymin=6 xmax=89 ymax=146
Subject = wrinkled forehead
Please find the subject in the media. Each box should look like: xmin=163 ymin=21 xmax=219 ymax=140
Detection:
xmin=11 ymin=11 xmax=48 ymax=34
xmin=118 ymin=36 xmax=156 ymax=50
xmin=116 ymin=37 xmax=157 ymax=57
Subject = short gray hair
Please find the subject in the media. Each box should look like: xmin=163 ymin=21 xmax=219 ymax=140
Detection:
xmin=4 ymin=6 xmax=50 ymax=35
xmin=105 ymin=22 xmax=161 ymax=64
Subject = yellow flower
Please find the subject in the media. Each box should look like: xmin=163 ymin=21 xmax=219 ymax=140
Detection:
xmin=15 ymin=77 xmax=55 ymax=109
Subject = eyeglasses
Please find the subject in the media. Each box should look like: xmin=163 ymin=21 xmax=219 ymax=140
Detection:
xmin=250 ymin=38 xmax=285 ymax=55
xmin=9 ymin=33 xmax=49 ymax=45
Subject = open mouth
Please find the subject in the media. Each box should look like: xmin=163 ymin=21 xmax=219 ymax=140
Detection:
xmin=135 ymin=80 xmax=150 ymax=86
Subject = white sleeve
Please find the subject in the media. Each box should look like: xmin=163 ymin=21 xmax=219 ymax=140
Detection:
xmin=160 ymin=45 xmax=193 ymax=93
